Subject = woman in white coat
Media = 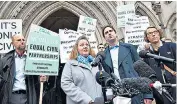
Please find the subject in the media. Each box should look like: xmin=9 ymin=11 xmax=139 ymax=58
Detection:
xmin=61 ymin=35 xmax=103 ymax=104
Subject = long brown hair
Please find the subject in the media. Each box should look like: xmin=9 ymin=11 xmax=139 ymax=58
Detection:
xmin=69 ymin=35 xmax=96 ymax=60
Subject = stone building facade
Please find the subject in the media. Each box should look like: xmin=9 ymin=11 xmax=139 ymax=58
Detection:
xmin=0 ymin=1 xmax=176 ymax=44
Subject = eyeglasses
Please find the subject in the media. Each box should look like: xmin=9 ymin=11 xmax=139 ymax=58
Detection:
xmin=104 ymin=29 xmax=113 ymax=35
xmin=99 ymin=47 xmax=104 ymax=49
xmin=147 ymin=30 xmax=159 ymax=36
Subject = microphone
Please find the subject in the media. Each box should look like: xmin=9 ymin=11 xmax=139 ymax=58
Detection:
xmin=133 ymin=60 xmax=176 ymax=104
xmin=110 ymin=73 xmax=120 ymax=82
xmin=95 ymin=71 xmax=114 ymax=87
xmin=95 ymin=71 xmax=132 ymax=97
xmin=91 ymin=51 xmax=105 ymax=67
xmin=139 ymin=50 xmax=176 ymax=63
xmin=121 ymin=77 xmax=153 ymax=94
xmin=133 ymin=60 xmax=157 ymax=82
xmin=150 ymin=81 xmax=177 ymax=88
xmin=95 ymin=71 xmax=152 ymax=97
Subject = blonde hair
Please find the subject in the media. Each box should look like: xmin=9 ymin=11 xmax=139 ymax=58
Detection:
xmin=69 ymin=35 xmax=96 ymax=59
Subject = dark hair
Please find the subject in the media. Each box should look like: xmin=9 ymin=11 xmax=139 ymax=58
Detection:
xmin=102 ymin=25 xmax=116 ymax=38
xmin=97 ymin=43 xmax=104 ymax=48
xmin=144 ymin=26 xmax=163 ymax=42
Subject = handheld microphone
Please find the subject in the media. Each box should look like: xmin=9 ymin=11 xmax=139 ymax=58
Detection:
xmin=150 ymin=81 xmax=177 ymax=88
xmin=139 ymin=50 xmax=176 ymax=63
xmin=91 ymin=51 xmax=105 ymax=67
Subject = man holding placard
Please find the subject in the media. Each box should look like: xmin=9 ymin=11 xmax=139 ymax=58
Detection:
xmin=0 ymin=34 xmax=44 ymax=104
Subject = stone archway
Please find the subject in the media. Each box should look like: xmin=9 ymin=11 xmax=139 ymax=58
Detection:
xmin=0 ymin=1 xmax=118 ymax=44
xmin=135 ymin=1 xmax=160 ymax=27
xmin=166 ymin=13 xmax=176 ymax=41
xmin=40 ymin=8 xmax=79 ymax=32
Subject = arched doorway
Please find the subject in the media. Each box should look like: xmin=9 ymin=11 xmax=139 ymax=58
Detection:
xmin=40 ymin=8 xmax=79 ymax=32
xmin=40 ymin=8 xmax=79 ymax=104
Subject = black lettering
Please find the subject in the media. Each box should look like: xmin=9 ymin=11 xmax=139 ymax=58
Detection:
xmin=78 ymin=27 xmax=85 ymax=31
xmin=0 ymin=43 xmax=14 ymax=50
xmin=11 ymin=22 xmax=17 ymax=29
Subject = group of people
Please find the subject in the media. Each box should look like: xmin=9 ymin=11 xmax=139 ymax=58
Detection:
xmin=0 ymin=25 xmax=176 ymax=104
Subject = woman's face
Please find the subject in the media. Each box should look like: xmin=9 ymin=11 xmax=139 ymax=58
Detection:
xmin=77 ymin=39 xmax=90 ymax=57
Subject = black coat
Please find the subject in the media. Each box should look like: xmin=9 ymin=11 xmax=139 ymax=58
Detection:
xmin=143 ymin=42 xmax=176 ymax=104
xmin=0 ymin=50 xmax=39 ymax=104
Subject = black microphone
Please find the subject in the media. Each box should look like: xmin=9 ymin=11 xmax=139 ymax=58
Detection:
xmin=91 ymin=51 xmax=105 ymax=67
xmin=110 ymin=73 xmax=120 ymax=82
xmin=95 ymin=71 xmax=114 ymax=87
xmin=95 ymin=71 xmax=152 ymax=97
xmin=133 ymin=60 xmax=157 ymax=82
xmin=139 ymin=50 xmax=176 ymax=63
xmin=133 ymin=60 xmax=176 ymax=104
xmin=95 ymin=71 xmax=131 ymax=97
xmin=121 ymin=77 xmax=153 ymax=94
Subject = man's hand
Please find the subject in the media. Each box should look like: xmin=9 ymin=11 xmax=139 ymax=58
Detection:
xmin=144 ymin=99 xmax=152 ymax=104
xmin=144 ymin=43 xmax=151 ymax=50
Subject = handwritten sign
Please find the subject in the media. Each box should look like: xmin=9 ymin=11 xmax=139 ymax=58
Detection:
xmin=59 ymin=29 xmax=82 ymax=63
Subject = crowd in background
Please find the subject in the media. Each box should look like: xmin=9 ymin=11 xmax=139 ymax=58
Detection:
xmin=0 ymin=25 xmax=176 ymax=104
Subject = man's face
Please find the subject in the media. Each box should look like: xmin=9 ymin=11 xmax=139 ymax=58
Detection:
xmin=146 ymin=28 xmax=160 ymax=44
xmin=98 ymin=45 xmax=105 ymax=51
xmin=103 ymin=27 xmax=117 ymax=44
xmin=12 ymin=35 xmax=26 ymax=51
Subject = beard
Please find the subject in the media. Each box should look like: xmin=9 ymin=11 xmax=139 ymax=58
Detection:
xmin=17 ymin=46 xmax=26 ymax=51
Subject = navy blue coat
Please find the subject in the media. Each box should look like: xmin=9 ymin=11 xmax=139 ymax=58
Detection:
xmin=102 ymin=42 xmax=153 ymax=104
xmin=144 ymin=42 xmax=176 ymax=104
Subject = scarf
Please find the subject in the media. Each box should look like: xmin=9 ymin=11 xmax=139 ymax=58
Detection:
xmin=77 ymin=55 xmax=94 ymax=67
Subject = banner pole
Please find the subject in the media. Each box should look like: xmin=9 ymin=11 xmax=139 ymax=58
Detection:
xmin=39 ymin=82 xmax=44 ymax=104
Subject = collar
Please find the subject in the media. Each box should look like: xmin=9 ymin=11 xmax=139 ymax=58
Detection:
xmin=149 ymin=40 xmax=163 ymax=51
xmin=69 ymin=60 xmax=91 ymax=69
xmin=109 ymin=42 xmax=119 ymax=50
xmin=15 ymin=51 xmax=27 ymax=58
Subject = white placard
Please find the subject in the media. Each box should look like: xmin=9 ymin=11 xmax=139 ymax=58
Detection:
xmin=124 ymin=16 xmax=149 ymax=45
xmin=77 ymin=15 xmax=98 ymax=53
xmin=117 ymin=4 xmax=135 ymax=28
xmin=59 ymin=29 xmax=82 ymax=63
xmin=0 ymin=19 xmax=22 ymax=53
